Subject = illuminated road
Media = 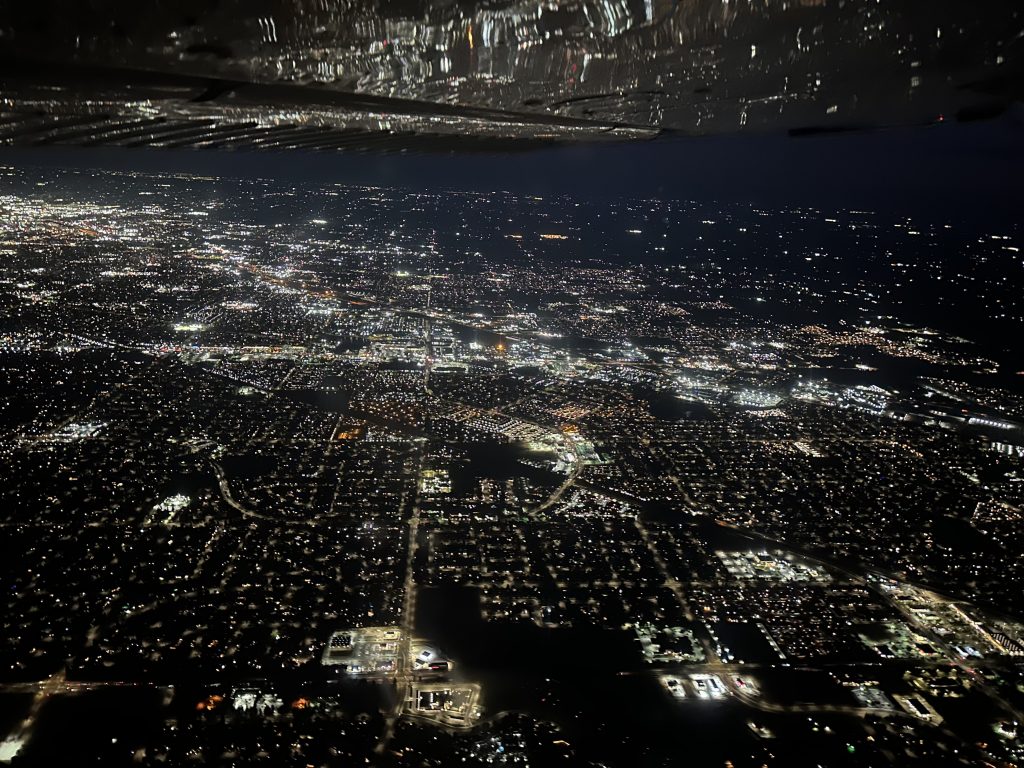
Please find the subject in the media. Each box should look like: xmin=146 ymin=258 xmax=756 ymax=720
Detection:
xmin=634 ymin=516 xmax=701 ymax=628
xmin=375 ymin=315 xmax=431 ymax=755
xmin=531 ymin=439 xmax=582 ymax=515
xmin=0 ymin=672 xmax=155 ymax=763
xmin=731 ymin=689 xmax=916 ymax=720
xmin=0 ymin=670 xmax=64 ymax=763
xmin=210 ymin=460 xmax=268 ymax=520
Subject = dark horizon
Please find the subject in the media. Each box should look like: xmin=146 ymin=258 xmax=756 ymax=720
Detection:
xmin=4 ymin=110 xmax=1023 ymax=226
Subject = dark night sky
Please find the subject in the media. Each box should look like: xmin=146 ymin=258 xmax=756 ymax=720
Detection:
xmin=2 ymin=108 xmax=1022 ymax=225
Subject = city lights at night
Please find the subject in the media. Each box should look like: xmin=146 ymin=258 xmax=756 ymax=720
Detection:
xmin=0 ymin=2 xmax=1022 ymax=767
